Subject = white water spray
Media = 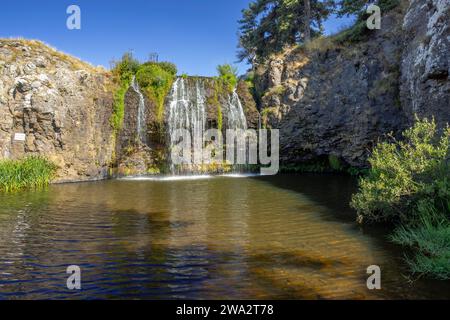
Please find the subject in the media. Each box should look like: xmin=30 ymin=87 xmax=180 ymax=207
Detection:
xmin=131 ymin=76 xmax=147 ymax=144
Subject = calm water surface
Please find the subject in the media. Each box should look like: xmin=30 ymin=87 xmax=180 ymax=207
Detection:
xmin=0 ymin=174 xmax=449 ymax=299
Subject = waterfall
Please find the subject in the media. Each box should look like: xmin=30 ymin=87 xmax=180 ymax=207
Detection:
xmin=167 ymin=78 xmax=206 ymax=173
xmin=167 ymin=77 xmax=248 ymax=174
xmin=131 ymin=76 xmax=147 ymax=145
xmin=226 ymin=89 xmax=247 ymax=131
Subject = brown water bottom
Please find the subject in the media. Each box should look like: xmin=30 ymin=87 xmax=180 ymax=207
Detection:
xmin=0 ymin=173 xmax=448 ymax=299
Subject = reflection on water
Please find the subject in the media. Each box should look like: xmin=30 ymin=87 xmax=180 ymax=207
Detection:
xmin=0 ymin=174 xmax=449 ymax=299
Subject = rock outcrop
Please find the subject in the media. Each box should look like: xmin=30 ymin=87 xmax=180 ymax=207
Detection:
xmin=0 ymin=39 xmax=115 ymax=182
xmin=255 ymin=0 xmax=449 ymax=167
xmin=400 ymin=0 xmax=450 ymax=128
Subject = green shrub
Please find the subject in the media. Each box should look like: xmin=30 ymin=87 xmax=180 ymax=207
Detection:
xmin=351 ymin=116 xmax=450 ymax=279
xmin=0 ymin=156 xmax=57 ymax=192
xmin=217 ymin=64 xmax=238 ymax=93
xmin=110 ymin=54 xmax=178 ymax=129
xmin=136 ymin=64 xmax=175 ymax=122
xmin=351 ymin=117 xmax=449 ymax=223
xmin=142 ymin=61 xmax=177 ymax=76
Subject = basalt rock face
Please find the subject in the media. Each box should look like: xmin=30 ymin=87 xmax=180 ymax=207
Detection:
xmin=0 ymin=39 xmax=115 ymax=182
xmin=115 ymin=83 xmax=163 ymax=176
xmin=400 ymin=0 xmax=450 ymax=128
xmin=255 ymin=0 xmax=449 ymax=168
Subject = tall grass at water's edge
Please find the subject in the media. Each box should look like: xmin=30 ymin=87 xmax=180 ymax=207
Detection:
xmin=0 ymin=156 xmax=57 ymax=192
xmin=390 ymin=205 xmax=450 ymax=280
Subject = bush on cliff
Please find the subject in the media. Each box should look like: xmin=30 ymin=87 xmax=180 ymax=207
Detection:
xmin=0 ymin=156 xmax=57 ymax=192
xmin=143 ymin=61 xmax=177 ymax=76
xmin=110 ymin=52 xmax=139 ymax=131
xmin=110 ymin=53 xmax=177 ymax=129
xmin=217 ymin=64 xmax=238 ymax=93
xmin=351 ymin=117 xmax=450 ymax=279
xmin=136 ymin=64 xmax=175 ymax=122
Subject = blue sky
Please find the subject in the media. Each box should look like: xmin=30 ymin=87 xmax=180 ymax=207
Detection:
xmin=0 ymin=0 xmax=354 ymax=76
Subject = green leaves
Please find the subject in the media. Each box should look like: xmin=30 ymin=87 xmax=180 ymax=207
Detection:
xmin=216 ymin=64 xmax=238 ymax=93
xmin=238 ymin=0 xmax=333 ymax=62
xmin=351 ymin=117 xmax=450 ymax=279
xmin=110 ymin=53 xmax=178 ymax=127
xmin=0 ymin=156 xmax=57 ymax=192
xmin=136 ymin=64 xmax=175 ymax=122
xmin=351 ymin=117 xmax=450 ymax=223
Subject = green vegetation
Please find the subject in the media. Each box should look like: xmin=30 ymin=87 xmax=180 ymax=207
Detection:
xmin=390 ymin=208 xmax=450 ymax=280
xmin=110 ymin=52 xmax=139 ymax=131
xmin=328 ymin=155 xmax=343 ymax=171
xmin=110 ymin=52 xmax=177 ymax=129
xmin=238 ymin=0 xmax=402 ymax=62
xmin=238 ymin=0 xmax=333 ymax=62
xmin=208 ymin=64 xmax=240 ymax=129
xmin=338 ymin=0 xmax=400 ymax=16
xmin=263 ymin=85 xmax=285 ymax=99
xmin=217 ymin=104 xmax=223 ymax=131
xmin=351 ymin=117 xmax=450 ymax=279
xmin=0 ymin=156 xmax=57 ymax=192
xmin=217 ymin=64 xmax=238 ymax=93
xmin=142 ymin=61 xmax=178 ymax=76
xmin=334 ymin=0 xmax=401 ymax=43
xmin=260 ymin=106 xmax=278 ymax=128
xmin=136 ymin=63 xmax=176 ymax=122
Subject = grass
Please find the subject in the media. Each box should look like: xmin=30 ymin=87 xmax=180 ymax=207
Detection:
xmin=390 ymin=213 xmax=450 ymax=280
xmin=0 ymin=156 xmax=57 ymax=192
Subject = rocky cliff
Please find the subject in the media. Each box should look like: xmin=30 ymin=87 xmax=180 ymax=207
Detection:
xmin=255 ymin=0 xmax=449 ymax=168
xmin=0 ymin=39 xmax=115 ymax=182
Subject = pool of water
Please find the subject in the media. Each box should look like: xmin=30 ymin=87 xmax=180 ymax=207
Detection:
xmin=0 ymin=174 xmax=449 ymax=299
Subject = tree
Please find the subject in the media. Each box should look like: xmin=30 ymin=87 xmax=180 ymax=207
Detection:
xmin=304 ymin=0 xmax=311 ymax=42
xmin=237 ymin=0 xmax=333 ymax=63
xmin=338 ymin=0 xmax=400 ymax=17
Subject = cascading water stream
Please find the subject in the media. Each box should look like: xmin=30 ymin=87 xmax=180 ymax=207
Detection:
xmin=167 ymin=78 xmax=206 ymax=173
xmin=167 ymin=77 xmax=248 ymax=174
xmin=131 ymin=76 xmax=147 ymax=145
xmin=227 ymin=89 xmax=248 ymax=131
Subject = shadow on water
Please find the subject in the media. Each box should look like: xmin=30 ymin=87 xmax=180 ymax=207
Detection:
xmin=253 ymin=173 xmax=450 ymax=299
xmin=253 ymin=173 xmax=358 ymax=222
